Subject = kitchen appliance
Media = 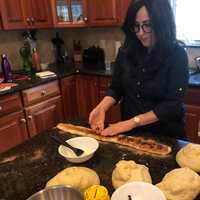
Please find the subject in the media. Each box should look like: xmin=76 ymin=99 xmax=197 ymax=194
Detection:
xmin=83 ymin=46 xmax=105 ymax=66
xmin=26 ymin=185 xmax=83 ymax=200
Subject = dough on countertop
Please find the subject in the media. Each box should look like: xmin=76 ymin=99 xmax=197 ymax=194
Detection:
xmin=156 ymin=167 xmax=200 ymax=200
xmin=176 ymin=143 xmax=200 ymax=172
xmin=46 ymin=167 xmax=100 ymax=192
xmin=112 ymin=160 xmax=152 ymax=189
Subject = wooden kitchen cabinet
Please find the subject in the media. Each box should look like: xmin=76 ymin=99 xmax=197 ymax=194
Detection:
xmin=0 ymin=93 xmax=28 ymax=153
xmin=88 ymin=0 xmax=120 ymax=26
xmin=185 ymin=105 xmax=200 ymax=143
xmin=184 ymin=88 xmax=200 ymax=143
xmin=76 ymin=74 xmax=99 ymax=120
xmin=51 ymin=0 xmax=88 ymax=27
xmin=25 ymin=96 xmax=64 ymax=137
xmin=99 ymin=76 xmax=121 ymax=123
xmin=0 ymin=0 xmax=53 ymax=30
xmin=0 ymin=111 xmax=28 ymax=153
xmin=60 ymin=75 xmax=78 ymax=120
xmin=75 ymin=74 xmax=121 ymax=122
xmin=22 ymin=81 xmax=64 ymax=137
xmin=119 ymin=0 xmax=132 ymax=23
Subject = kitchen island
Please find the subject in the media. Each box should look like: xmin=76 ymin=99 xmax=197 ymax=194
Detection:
xmin=1 ymin=122 xmax=199 ymax=200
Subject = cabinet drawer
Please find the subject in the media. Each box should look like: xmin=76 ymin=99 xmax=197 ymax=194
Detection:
xmin=22 ymin=81 xmax=60 ymax=106
xmin=0 ymin=93 xmax=22 ymax=116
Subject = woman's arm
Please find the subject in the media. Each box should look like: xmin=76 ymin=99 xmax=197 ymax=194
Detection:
xmin=101 ymin=110 xmax=158 ymax=136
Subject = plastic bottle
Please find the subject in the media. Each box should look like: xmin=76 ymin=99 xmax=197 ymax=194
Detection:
xmin=1 ymin=54 xmax=13 ymax=82
xmin=32 ymin=48 xmax=41 ymax=72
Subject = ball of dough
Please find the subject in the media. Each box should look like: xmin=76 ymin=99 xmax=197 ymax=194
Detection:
xmin=112 ymin=160 xmax=152 ymax=189
xmin=46 ymin=167 xmax=100 ymax=192
xmin=176 ymin=143 xmax=200 ymax=172
xmin=156 ymin=168 xmax=200 ymax=200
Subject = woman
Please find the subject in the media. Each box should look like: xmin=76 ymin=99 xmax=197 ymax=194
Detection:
xmin=89 ymin=0 xmax=189 ymax=139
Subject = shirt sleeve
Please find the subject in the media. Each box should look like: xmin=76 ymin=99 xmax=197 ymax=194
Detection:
xmin=153 ymin=47 xmax=189 ymax=122
xmin=106 ymin=48 xmax=124 ymax=102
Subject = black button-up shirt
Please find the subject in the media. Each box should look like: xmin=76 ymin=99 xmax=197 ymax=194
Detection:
xmin=107 ymin=44 xmax=189 ymax=139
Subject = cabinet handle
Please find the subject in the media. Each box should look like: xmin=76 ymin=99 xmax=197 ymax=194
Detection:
xmin=0 ymin=106 xmax=2 ymax=111
xmin=30 ymin=17 xmax=35 ymax=25
xmin=20 ymin=118 xmax=26 ymax=123
xmin=28 ymin=115 xmax=33 ymax=120
xmin=41 ymin=90 xmax=47 ymax=96
xmin=83 ymin=17 xmax=88 ymax=22
xmin=26 ymin=18 xmax=31 ymax=25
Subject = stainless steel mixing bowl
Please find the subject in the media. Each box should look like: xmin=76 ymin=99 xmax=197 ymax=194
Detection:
xmin=26 ymin=185 xmax=83 ymax=200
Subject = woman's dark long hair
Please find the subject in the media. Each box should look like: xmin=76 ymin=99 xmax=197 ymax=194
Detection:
xmin=122 ymin=0 xmax=177 ymax=67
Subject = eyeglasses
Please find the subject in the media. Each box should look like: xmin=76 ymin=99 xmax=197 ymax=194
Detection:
xmin=131 ymin=22 xmax=153 ymax=33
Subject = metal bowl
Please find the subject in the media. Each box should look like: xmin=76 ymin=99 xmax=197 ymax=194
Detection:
xmin=26 ymin=185 xmax=84 ymax=200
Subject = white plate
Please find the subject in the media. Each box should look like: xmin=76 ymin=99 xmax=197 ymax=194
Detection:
xmin=111 ymin=181 xmax=166 ymax=200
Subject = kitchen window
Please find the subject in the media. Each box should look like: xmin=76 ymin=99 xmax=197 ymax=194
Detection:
xmin=170 ymin=0 xmax=200 ymax=46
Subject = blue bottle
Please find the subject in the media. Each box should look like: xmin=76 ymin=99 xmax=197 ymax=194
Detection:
xmin=1 ymin=54 xmax=13 ymax=82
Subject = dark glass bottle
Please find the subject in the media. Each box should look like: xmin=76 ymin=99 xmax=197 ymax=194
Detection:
xmin=19 ymin=45 xmax=32 ymax=74
xmin=1 ymin=54 xmax=13 ymax=82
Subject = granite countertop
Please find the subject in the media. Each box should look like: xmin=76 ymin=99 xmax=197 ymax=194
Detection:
xmin=0 ymin=62 xmax=112 ymax=96
xmin=1 ymin=121 xmax=198 ymax=200
xmin=1 ymin=62 xmax=200 ymax=96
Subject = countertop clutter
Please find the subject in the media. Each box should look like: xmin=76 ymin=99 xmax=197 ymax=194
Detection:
xmin=1 ymin=121 xmax=198 ymax=200
xmin=0 ymin=62 xmax=200 ymax=96
xmin=0 ymin=62 xmax=112 ymax=96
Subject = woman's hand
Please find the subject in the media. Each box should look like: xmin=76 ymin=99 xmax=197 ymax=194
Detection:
xmin=100 ymin=119 xmax=136 ymax=136
xmin=89 ymin=106 xmax=105 ymax=133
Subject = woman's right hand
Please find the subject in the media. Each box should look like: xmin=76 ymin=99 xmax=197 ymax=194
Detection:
xmin=89 ymin=106 xmax=105 ymax=133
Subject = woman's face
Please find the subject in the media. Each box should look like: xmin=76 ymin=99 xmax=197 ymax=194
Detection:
xmin=134 ymin=6 xmax=155 ymax=48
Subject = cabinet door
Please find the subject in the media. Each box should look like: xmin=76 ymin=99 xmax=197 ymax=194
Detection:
xmin=25 ymin=96 xmax=64 ymax=137
xmin=52 ymin=0 xmax=88 ymax=27
xmin=99 ymin=76 xmax=121 ymax=123
xmin=29 ymin=0 xmax=53 ymax=28
xmin=185 ymin=104 xmax=200 ymax=144
xmin=76 ymin=75 xmax=99 ymax=120
xmin=89 ymin=0 xmax=120 ymax=26
xmin=0 ymin=0 xmax=27 ymax=30
xmin=119 ymin=0 xmax=132 ymax=24
xmin=0 ymin=111 xmax=28 ymax=153
xmin=61 ymin=76 xmax=78 ymax=120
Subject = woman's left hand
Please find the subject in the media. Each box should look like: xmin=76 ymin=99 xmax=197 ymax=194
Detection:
xmin=100 ymin=119 xmax=136 ymax=136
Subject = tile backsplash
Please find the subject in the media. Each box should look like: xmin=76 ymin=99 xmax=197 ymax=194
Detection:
xmin=0 ymin=28 xmax=199 ymax=71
